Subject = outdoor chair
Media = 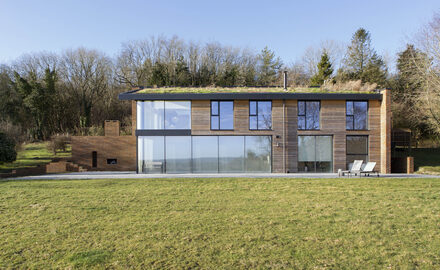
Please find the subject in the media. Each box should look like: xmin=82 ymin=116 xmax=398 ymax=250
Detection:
xmin=359 ymin=162 xmax=379 ymax=177
xmin=340 ymin=160 xmax=363 ymax=177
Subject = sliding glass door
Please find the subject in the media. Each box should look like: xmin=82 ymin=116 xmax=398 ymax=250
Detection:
xmin=298 ymin=135 xmax=333 ymax=172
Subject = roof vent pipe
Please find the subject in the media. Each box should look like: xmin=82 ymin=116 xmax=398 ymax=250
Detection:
xmin=283 ymin=71 xmax=288 ymax=91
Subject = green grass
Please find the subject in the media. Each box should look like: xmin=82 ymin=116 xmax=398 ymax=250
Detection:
xmin=0 ymin=142 xmax=71 ymax=172
xmin=136 ymin=87 xmax=375 ymax=94
xmin=1 ymin=177 xmax=439 ymax=269
xmin=412 ymin=148 xmax=440 ymax=174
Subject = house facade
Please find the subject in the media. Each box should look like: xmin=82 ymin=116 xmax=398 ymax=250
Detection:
xmin=88 ymin=88 xmax=390 ymax=174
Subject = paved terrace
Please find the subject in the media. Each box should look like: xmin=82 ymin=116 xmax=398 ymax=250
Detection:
xmin=5 ymin=172 xmax=440 ymax=180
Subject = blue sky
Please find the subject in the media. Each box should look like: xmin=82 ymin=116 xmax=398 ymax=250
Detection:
xmin=1 ymin=0 xmax=439 ymax=66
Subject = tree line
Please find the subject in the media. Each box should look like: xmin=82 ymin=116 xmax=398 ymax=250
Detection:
xmin=1 ymin=13 xmax=440 ymax=147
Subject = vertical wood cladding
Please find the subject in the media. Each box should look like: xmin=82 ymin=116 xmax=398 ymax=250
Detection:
xmin=192 ymin=98 xmax=384 ymax=173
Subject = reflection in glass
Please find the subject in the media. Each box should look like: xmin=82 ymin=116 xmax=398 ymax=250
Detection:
xmin=165 ymin=101 xmax=191 ymax=129
xmin=138 ymin=136 xmax=164 ymax=173
xmin=219 ymin=101 xmax=233 ymax=129
xmin=306 ymin=101 xmax=320 ymax=130
xmin=298 ymin=135 xmax=332 ymax=172
xmin=258 ymin=101 xmax=272 ymax=129
xmin=298 ymin=101 xmax=320 ymax=130
xmin=354 ymin=102 xmax=367 ymax=130
xmin=245 ymin=136 xmax=271 ymax=172
xmin=192 ymin=136 xmax=218 ymax=173
xmin=219 ymin=136 xmax=244 ymax=172
xmin=346 ymin=135 xmax=368 ymax=169
xmin=165 ymin=136 xmax=191 ymax=173
xmin=137 ymin=101 xmax=164 ymax=129
xmin=346 ymin=101 xmax=367 ymax=130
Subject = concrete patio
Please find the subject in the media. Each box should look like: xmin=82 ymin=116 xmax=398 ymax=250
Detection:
xmin=5 ymin=171 xmax=440 ymax=180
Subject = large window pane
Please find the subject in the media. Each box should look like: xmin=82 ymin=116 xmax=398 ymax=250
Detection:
xmin=219 ymin=136 xmax=244 ymax=172
xmin=306 ymin=101 xmax=320 ymax=130
xmin=138 ymin=136 xmax=164 ymax=173
xmin=346 ymin=101 xmax=368 ymax=130
xmin=192 ymin=136 xmax=219 ymax=173
xmin=315 ymin=136 xmax=332 ymax=173
xmin=298 ymin=136 xmax=316 ymax=172
xmin=298 ymin=136 xmax=333 ymax=173
xmin=165 ymin=101 xmax=191 ymax=129
xmin=346 ymin=135 xmax=368 ymax=169
xmin=219 ymin=101 xmax=234 ymax=129
xmin=354 ymin=102 xmax=368 ymax=130
xmin=245 ymin=136 xmax=271 ymax=172
xmin=137 ymin=101 xmax=164 ymax=129
xmin=258 ymin=101 xmax=272 ymax=129
xmin=165 ymin=136 xmax=191 ymax=173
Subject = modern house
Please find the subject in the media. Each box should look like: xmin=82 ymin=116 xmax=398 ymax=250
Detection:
xmin=71 ymin=87 xmax=392 ymax=174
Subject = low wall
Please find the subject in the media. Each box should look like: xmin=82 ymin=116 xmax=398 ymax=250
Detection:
xmin=71 ymin=136 xmax=136 ymax=171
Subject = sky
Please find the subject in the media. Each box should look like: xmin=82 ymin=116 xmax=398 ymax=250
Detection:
xmin=1 ymin=0 xmax=439 ymax=67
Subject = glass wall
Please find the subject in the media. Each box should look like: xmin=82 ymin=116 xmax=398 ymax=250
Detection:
xmin=138 ymin=136 xmax=165 ymax=173
xmin=298 ymin=135 xmax=333 ymax=172
xmin=219 ymin=136 xmax=245 ymax=172
xmin=165 ymin=136 xmax=191 ymax=173
xmin=137 ymin=101 xmax=191 ymax=130
xmin=137 ymin=135 xmax=271 ymax=173
xmin=245 ymin=136 xmax=272 ymax=172
xmin=192 ymin=136 xmax=219 ymax=173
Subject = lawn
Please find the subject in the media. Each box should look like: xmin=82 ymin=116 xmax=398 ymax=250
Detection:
xmin=0 ymin=142 xmax=71 ymax=172
xmin=1 ymin=178 xmax=439 ymax=269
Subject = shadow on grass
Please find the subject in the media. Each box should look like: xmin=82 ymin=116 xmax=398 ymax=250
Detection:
xmin=69 ymin=250 xmax=112 ymax=267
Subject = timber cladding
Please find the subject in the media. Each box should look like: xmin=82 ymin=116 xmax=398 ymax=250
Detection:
xmin=192 ymin=99 xmax=384 ymax=173
xmin=71 ymin=136 xmax=136 ymax=171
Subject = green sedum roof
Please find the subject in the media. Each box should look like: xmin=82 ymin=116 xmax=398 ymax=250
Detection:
xmin=135 ymin=87 xmax=377 ymax=94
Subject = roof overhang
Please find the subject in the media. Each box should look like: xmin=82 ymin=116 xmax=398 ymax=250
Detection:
xmin=119 ymin=91 xmax=383 ymax=101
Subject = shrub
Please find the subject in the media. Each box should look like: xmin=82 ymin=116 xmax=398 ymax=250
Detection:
xmin=0 ymin=132 xmax=17 ymax=164
xmin=49 ymin=135 xmax=70 ymax=155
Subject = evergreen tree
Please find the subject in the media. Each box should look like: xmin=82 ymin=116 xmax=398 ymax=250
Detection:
xmin=13 ymin=68 xmax=57 ymax=140
xmin=0 ymin=132 xmax=16 ymax=164
xmin=174 ymin=56 xmax=191 ymax=86
xmin=149 ymin=62 xmax=168 ymax=87
xmin=257 ymin=46 xmax=282 ymax=86
xmin=339 ymin=28 xmax=387 ymax=86
xmin=310 ymin=51 xmax=333 ymax=86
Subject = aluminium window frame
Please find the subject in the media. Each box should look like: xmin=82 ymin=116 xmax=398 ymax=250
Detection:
xmin=249 ymin=100 xmax=273 ymax=130
xmin=346 ymin=100 xmax=369 ymax=131
xmin=210 ymin=100 xmax=234 ymax=131
xmin=297 ymin=100 xmax=321 ymax=130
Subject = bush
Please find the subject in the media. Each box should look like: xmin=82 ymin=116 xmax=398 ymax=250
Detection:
xmin=49 ymin=135 xmax=70 ymax=155
xmin=0 ymin=132 xmax=17 ymax=164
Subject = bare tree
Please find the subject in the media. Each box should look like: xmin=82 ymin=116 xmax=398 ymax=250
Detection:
xmin=60 ymin=48 xmax=113 ymax=127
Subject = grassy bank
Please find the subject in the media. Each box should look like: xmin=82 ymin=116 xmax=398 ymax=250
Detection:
xmin=1 ymin=177 xmax=439 ymax=268
xmin=412 ymin=147 xmax=440 ymax=174
xmin=0 ymin=142 xmax=71 ymax=172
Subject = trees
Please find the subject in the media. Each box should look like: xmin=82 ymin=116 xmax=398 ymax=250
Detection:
xmin=0 ymin=133 xmax=16 ymax=164
xmin=257 ymin=46 xmax=282 ymax=86
xmin=60 ymin=48 xmax=113 ymax=128
xmin=310 ymin=51 xmax=334 ymax=86
xmin=13 ymin=68 xmax=57 ymax=140
xmin=339 ymin=28 xmax=387 ymax=86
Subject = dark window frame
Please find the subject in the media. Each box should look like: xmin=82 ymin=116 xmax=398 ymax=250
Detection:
xmin=249 ymin=100 xmax=272 ymax=130
xmin=210 ymin=100 xmax=234 ymax=130
xmin=346 ymin=135 xmax=369 ymax=168
xmin=346 ymin=101 xmax=369 ymax=130
xmin=298 ymin=100 xmax=321 ymax=130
